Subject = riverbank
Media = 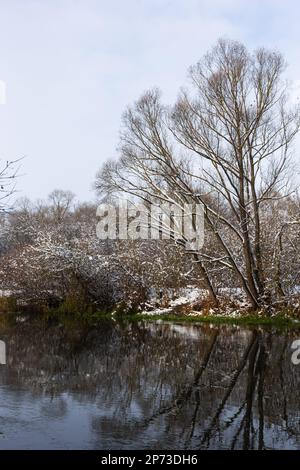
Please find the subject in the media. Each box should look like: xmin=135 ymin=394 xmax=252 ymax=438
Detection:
xmin=133 ymin=312 xmax=300 ymax=328
xmin=1 ymin=291 xmax=300 ymax=329
xmin=45 ymin=308 xmax=300 ymax=330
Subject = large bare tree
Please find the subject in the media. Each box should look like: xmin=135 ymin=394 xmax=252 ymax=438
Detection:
xmin=96 ymin=39 xmax=300 ymax=309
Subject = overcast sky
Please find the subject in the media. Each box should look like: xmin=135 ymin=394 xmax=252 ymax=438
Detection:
xmin=0 ymin=0 xmax=300 ymax=203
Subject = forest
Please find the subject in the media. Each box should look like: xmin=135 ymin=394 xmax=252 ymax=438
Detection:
xmin=1 ymin=39 xmax=300 ymax=320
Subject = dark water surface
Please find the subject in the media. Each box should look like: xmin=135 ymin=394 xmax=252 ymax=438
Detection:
xmin=0 ymin=318 xmax=299 ymax=449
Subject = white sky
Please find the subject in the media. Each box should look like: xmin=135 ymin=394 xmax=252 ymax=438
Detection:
xmin=0 ymin=0 xmax=300 ymax=202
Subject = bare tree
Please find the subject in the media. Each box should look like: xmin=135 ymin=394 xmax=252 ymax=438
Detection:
xmin=48 ymin=189 xmax=75 ymax=222
xmin=0 ymin=159 xmax=20 ymax=212
xmin=96 ymin=39 xmax=300 ymax=309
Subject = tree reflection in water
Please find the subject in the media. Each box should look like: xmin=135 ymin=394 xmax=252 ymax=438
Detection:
xmin=0 ymin=319 xmax=299 ymax=449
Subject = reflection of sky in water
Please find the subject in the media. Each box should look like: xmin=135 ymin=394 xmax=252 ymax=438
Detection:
xmin=0 ymin=391 xmax=93 ymax=449
xmin=0 ymin=320 xmax=299 ymax=449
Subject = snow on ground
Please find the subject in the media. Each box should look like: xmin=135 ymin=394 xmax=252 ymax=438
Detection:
xmin=0 ymin=290 xmax=12 ymax=297
xmin=141 ymin=307 xmax=173 ymax=315
xmin=142 ymin=286 xmax=253 ymax=317
xmin=169 ymin=287 xmax=204 ymax=307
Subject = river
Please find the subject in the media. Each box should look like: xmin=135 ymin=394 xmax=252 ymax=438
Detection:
xmin=0 ymin=318 xmax=299 ymax=449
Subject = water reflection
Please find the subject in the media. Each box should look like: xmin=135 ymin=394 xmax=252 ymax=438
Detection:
xmin=0 ymin=319 xmax=299 ymax=449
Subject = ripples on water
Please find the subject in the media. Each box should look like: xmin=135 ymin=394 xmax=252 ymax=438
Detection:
xmin=0 ymin=318 xmax=299 ymax=449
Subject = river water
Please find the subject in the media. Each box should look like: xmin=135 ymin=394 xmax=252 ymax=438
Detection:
xmin=0 ymin=318 xmax=299 ymax=449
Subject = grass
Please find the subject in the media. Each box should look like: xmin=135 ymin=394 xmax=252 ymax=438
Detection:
xmin=119 ymin=312 xmax=300 ymax=329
